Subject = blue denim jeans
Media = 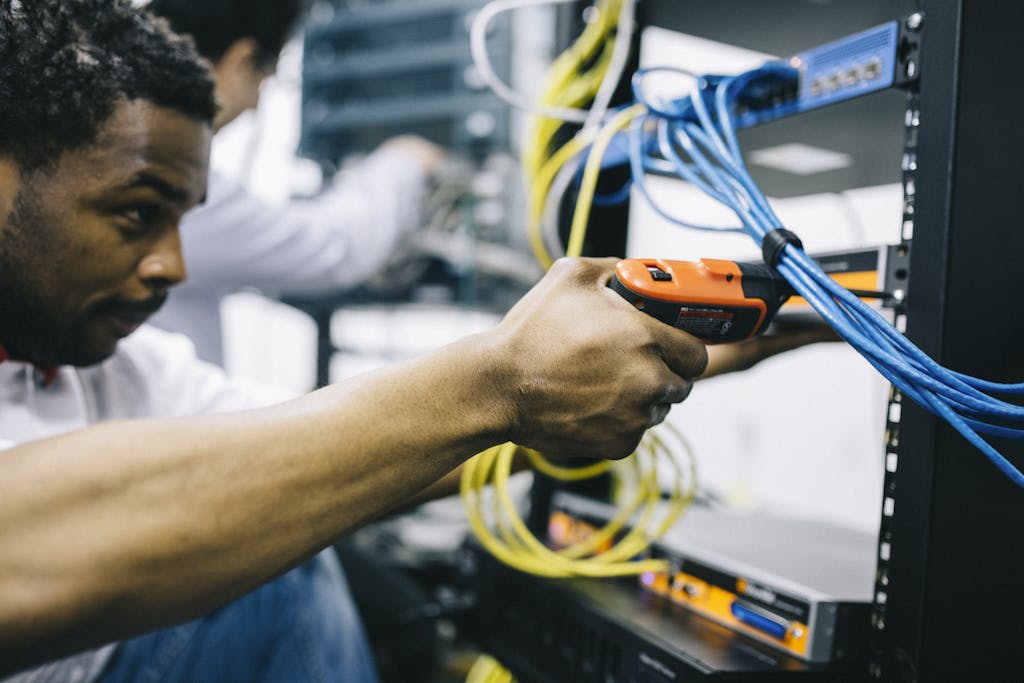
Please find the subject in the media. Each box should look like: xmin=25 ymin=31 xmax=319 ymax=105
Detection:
xmin=98 ymin=551 xmax=379 ymax=683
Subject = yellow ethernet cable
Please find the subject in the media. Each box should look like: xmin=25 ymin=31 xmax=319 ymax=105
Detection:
xmin=566 ymin=102 xmax=647 ymax=256
xmin=526 ymin=102 xmax=645 ymax=270
xmin=522 ymin=39 xmax=616 ymax=180
xmin=522 ymin=0 xmax=623 ymax=177
xmin=527 ymin=126 xmax=599 ymax=267
xmin=522 ymin=0 xmax=627 ymax=266
xmin=466 ymin=654 xmax=516 ymax=683
xmin=463 ymin=0 xmax=694 ymax=587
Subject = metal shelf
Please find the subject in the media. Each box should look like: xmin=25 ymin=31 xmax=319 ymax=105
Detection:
xmin=299 ymin=0 xmax=511 ymax=164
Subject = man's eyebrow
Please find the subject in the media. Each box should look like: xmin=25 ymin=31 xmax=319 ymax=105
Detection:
xmin=116 ymin=172 xmax=190 ymax=203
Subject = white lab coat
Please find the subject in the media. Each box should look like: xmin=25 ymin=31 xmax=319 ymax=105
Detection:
xmin=149 ymin=146 xmax=428 ymax=365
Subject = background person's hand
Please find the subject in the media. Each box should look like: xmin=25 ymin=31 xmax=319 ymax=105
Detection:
xmin=377 ymin=134 xmax=448 ymax=178
xmin=701 ymin=321 xmax=842 ymax=380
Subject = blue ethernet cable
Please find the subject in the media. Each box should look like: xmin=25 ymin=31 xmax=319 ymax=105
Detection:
xmin=619 ymin=66 xmax=1024 ymax=434
xmin=626 ymin=118 xmax=744 ymax=234
xmin=622 ymin=64 xmax=1024 ymax=486
xmin=590 ymin=180 xmax=633 ymax=206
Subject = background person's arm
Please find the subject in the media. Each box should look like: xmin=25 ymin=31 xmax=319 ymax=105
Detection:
xmin=700 ymin=323 xmax=840 ymax=380
xmin=0 ymin=257 xmax=705 ymax=675
xmin=169 ymin=137 xmax=443 ymax=296
xmin=147 ymin=137 xmax=444 ymax=364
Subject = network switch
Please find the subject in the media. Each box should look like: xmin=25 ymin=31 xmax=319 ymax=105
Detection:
xmin=548 ymin=493 xmax=877 ymax=664
xmin=728 ymin=17 xmax=921 ymax=130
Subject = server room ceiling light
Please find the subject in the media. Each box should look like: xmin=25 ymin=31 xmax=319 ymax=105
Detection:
xmin=748 ymin=142 xmax=854 ymax=175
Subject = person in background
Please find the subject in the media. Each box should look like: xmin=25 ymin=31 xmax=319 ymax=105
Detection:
xmin=0 ymin=1 xmax=710 ymax=680
xmin=145 ymin=0 xmax=446 ymax=366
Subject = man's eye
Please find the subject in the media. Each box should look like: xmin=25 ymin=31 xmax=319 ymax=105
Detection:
xmin=115 ymin=204 xmax=164 ymax=237
xmin=122 ymin=204 xmax=159 ymax=224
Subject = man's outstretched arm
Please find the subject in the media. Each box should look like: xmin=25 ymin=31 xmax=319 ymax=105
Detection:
xmin=0 ymin=257 xmax=707 ymax=674
xmin=401 ymin=322 xmax=842 ymax=509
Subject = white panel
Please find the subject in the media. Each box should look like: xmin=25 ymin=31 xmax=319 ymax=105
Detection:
xmin=631 ymin=27 xmax=902 ymax=534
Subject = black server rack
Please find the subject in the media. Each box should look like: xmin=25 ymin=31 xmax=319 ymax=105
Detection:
xmin=472 ymin=0 xmax=1024 ymax=681
xmin=871 ymin=1 xmax=1024 ymax=680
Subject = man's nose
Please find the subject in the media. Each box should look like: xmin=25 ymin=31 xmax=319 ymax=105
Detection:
xmin=137 ymin=229 xmax=187 ymax=288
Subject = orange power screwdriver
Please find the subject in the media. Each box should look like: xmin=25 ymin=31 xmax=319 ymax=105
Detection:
xmin=610 ymin=258 xmax=794 ymax=344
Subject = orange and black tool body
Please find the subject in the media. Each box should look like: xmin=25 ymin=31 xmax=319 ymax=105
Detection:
xmin=610 ymin=258 xmax=792 ymax=343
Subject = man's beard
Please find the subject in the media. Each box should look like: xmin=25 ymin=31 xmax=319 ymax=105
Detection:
xmin=0 ymin=187 xmax=165 ymax=367
xmin=0 ymin=280 xmax=83 ymax=368
xmin=0 ymin=293 xmax=167 ymax=368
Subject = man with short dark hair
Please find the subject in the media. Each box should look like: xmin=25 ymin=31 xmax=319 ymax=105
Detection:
xmin=0 ymin=2 xmax=709 ymax=681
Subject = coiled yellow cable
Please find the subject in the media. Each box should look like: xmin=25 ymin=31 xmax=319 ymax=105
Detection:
xmin=460 ymin=424 xmax=696 ymax=579
xmin=523 ymin=0 xmax=625 ymax=267
xmin=526 ymin=126 xmax=598 ymax=267
xmin=565 ymin=102 xmax=647 ymax=256
xmin=466 ymin=654 xmax=516 ymax=683
xmin=522 ymin=0 xmax=623 ymax=177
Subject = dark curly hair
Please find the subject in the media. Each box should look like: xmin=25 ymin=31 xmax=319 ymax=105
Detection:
xmin=0 ymin=0 xmax=217 ymax=170
xmin=147 ymin=0 xmax=310 ymax=67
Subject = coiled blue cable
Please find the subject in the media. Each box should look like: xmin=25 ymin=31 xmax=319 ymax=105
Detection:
xmin=624 ymin=64 xmax=1024 ymax=486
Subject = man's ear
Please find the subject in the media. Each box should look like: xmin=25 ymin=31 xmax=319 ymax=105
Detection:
xmin=210 ymin=37 xmax=264 ymax=130
xmin=213 ymin=37 xmax=261 ymax=77
xmin=0 ymin=159 xmax=22 ymax=229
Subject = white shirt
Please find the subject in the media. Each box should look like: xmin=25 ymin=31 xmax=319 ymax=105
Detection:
xmin=149 ymin=146 xmax=429 ymax=365
xmin=0 ymin=326 xmax=295 ymax=682
xmin=0 ymin=326 xmax=290 ymax=446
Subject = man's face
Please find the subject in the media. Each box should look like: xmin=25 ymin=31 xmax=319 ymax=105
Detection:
xmin=0 ymin=99 xmax=211 ymax=367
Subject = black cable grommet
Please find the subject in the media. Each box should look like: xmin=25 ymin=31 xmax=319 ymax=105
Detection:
xmin=761 ymin=228 xmax=804 ymax=267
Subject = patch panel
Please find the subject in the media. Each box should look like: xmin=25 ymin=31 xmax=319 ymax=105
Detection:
xmin=697 ymin=17 xmax=920 ymax=131
xmin=793 ymin=21 xmax=900 ymax=109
